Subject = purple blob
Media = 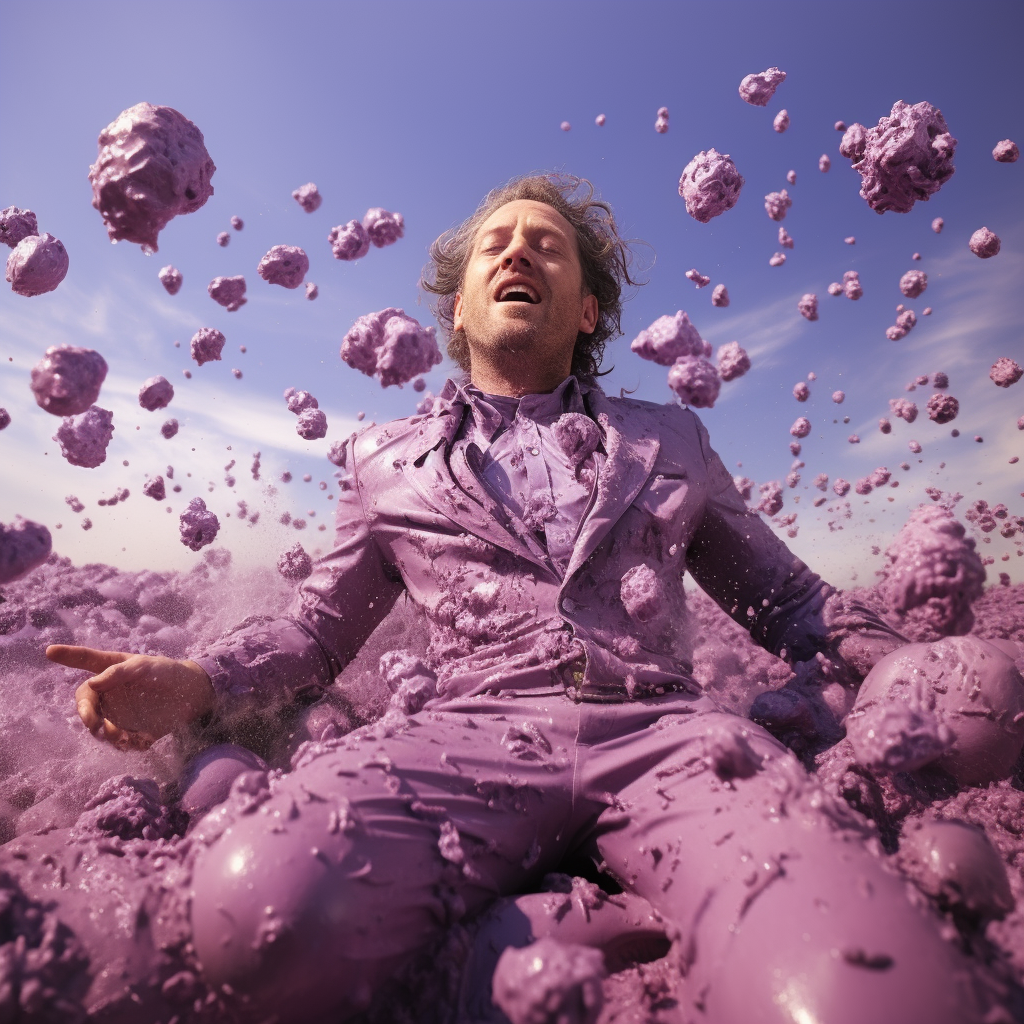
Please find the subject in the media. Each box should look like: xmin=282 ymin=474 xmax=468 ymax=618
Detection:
xmin=277 ymin=542 xmax=313 ymax=581
xmin=932 ymin=217 xmax=944 ymax=233
xmin=832 ymin=390 xmax=845 ymax=404
xmin=341 ymin=308 xmax=441 ymax=387
xmin=843 ymin=270 xmax=862 ymax=300
xmin=284 ymin=388 xmax=319 ymax=414
xmin=848 ymin=701 xmax=954 ymax=774
xmin=790 ymin=416 xmax=811 ymax=438
xmin=667 ymin=356 xmax=721 ymax=408
xmin=0 ymin=517 xmax=52 ymax=584
xmin=798 ymin=293 xmax=818 ymax=321
xmin=738 ymin=66 xmax=786 ymax=106
xmin=552 ymin=412 xmax=602 ymax=469
xmin=793 ymin=382 xmax=810 ymax=402
xmin=231 ymin=215 xmax=244 ymax=230
xmin=620 ymin=564 xmax=666 ymax=624
xmin=161 ymin=418 xmax=179 ymax=439
xmin=138 ymin=375 xmax=174 ymax=412
xmin=190 ymin=327 xmax=226 ymax=366
xmin=827 ymin=282 xmax=843 ymax=296
xmin=328 ymin=220 xmax=371 ymax=261
xmin=257 ymin=245 xmax=309 ymax=289
xmin=6 ymin=233 xmax=69 ymax=296
xmin=52 ymin=405 xmax=115 ymax=468
xmin=900 ymin=270 xmax=928 ymax=298
xmin=773 ymin=109 xmax=790 ymax=133
xmin=0 ymin=207 xmax=38 ymax=248
xmin=886 ymin=309 xmax=917 ymax=341
xmin=927 ymin=393 xmax=959 ymax=424
xmin=305 ymin=282 xmax=318 ymax=300
xmin=716 ymin=341 xmax=750 ymax=381
xmin=786 ymin=169 xmax=797 ymax=184
xmin=208 ymin=275 xmax=247 ymax=311
xmin=819 ymin=154 xmax=831 ymax=172
xmin=292 ymin=183 xmax=322 ymax=212
xmin=631 ymin=311 xmax=708 ymax=366
xmin=685 ymin=268 xmax=710 ymax=288
xmin=217 ymin=231 xmax=229 ymax=247
xmin=296 ymin=408 xmax=328 ymax=440
xmin=711 ymin=284 xmax=730 ymax=307
xmin=969 ymin=227 xmax=1001 ymax=259
xmin=30 ymin=345 xmax=108 ymax=417
xmin=178 ymin=497 xmax=220 ymax=551
xmin=833 ymin=478 xmax=851 ymax=497
xmin=890 ymin=397 xmax=919 ymax=423
xmin=678 ymin=149 xmax=744 ymax=223
xmin=158 ymin=264 xmax=182 ymax=295
xmin=88 ymin=102 xmax=215 ymax=251
xmin=932 ymin=371 xmax=949 ymax=388
xmin=993 ymin=139 xmax=1019 ymax=163
xmin=0 ymin=408 xmax=9 ymax=430
xmin=362 ymin=208 xmax=404 ymax=248
xmin=778 ymin=226 xmax=794 ymax=249
xmin=990 ymin=357 xmax=1022 ymax=388
xmin=756 ymin=480 xmax=784 ymax=516
xmin=142 ymin=475 xmax=166 ymax=501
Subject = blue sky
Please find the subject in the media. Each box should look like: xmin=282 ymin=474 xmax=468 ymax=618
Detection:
xmin=1 ymin=0 xmax=1022 ymax=585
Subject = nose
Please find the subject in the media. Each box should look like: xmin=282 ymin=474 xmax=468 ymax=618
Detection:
xmin=502 ymin=252 xmax=531 ymax=269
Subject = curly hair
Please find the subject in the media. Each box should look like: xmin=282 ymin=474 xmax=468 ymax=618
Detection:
xmin=420 ymin=174 xmax=641 ymax=381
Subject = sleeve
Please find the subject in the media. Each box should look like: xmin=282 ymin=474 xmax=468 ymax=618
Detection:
xmin=683 ymin=413 xmax=903 ymax=674
xmin=194 ymin=435 xmax=406 ymax=729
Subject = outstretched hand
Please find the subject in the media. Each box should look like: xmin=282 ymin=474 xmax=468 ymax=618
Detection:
xmin=46 ymin=645 xmax=215 ymax=750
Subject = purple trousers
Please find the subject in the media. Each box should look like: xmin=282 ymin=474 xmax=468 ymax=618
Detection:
xmin=189 ymin=690 xmax=988 ymax=1023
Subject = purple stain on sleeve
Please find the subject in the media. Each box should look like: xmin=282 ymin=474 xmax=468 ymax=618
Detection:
xmin=0 ymin=207 xmax=38 ymax=248
xmin=158 ymin=264 xmax=182 ymax=294
xmin=678 ymin=149 xmax=744 ymax=223
xmin=161 ymin=418 xmax=179 ymax=439
xmin=178 ymin=497 xmax=220 ymax=551
xmin=630 ymin=311 xmax=708 ymax=366
xmin=328 ymin=220 xmax=371 ymax=261
xmin=993 ymin=139 xmax=1019 ymax=163
xmin=190 ymin=327 xmax=226 ymax=366
xmin=292 ymin=183 xmax=322 ymax=212
xmin=738 ymin=66 xmax=786 ymax=106
xmin=969 ymin=227 xmax=1000 ymax=259
xmin=208 ymin=275 xmax=247 ymax=311
xmin=798 ymin=294 xmax=818 ymax=321
xmin=257 ymin=245 xmax=309 ymax=288
xmin=990 ymin=358 xmax=1022 ymax=388
xmin=142 ymin=475 xmax=166 ymax=501
xmin=716 ymin=341 xmax=750 ymax=381
xmin=6 ymin=233 xmax=69 ymax=296
xmin=711 ymin=284 xmax=730 ymax=307
xmin=296 ymin=408 xmax=328 ymax=440
xmin=277 ymin=542 xmax=313 ymax=581
xmin=30 ymin=345 xmax=108 ymax=416
xmin=0 ymin=517 xmax=52 ymax=584
xmin=899 ymin=270 xmax=927 ymax=298
xmin=52 ymin=406 xmax=115 ymax=468
xmin=362 ymin=208 xmax=404 ymax=248
xmin=138 ymin=375 xmax=174 ymax=411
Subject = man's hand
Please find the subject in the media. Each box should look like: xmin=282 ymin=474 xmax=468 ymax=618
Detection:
xmin=46 ymin=645 xmax=216 ymax=750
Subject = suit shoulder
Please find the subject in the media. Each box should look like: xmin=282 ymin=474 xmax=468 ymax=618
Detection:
xmin=351 ymin=405 xmax=456 ymax=466
xmin=601 ymin=393 xmax=701 ymax=439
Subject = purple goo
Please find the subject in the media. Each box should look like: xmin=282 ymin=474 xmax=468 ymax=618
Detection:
xmin=738 ymin=66 xmax=786 ymax=106
xmin=296 ymin=408 xmax=328 ymax=440
xmin=790 ymin=417 xmax=811 ymax=438
xmin=161 ymin=418 xmax=179 ymax=439
xmin=6 ymin=233 xmax=69 ymax=296
xmin=88 ymin=102 xmax=215 ymax=251
xmin=292 ymin=182 xmax=322 ymax=213
xmin=142 ymin=475 xmax=165 ymax=501
xmin=678 ymin=149 xmax=744 ymax=223
xmin=340 ymin=308 xmax=442 ymax=388
xmin=847 ymin=701 xmax=954 ymax=774
xmin=886 ymin=309 xmax=917 ymax=341
xmin=786 ymin=169 xmax=797 ymax=184
xmin=654 ymin=107 xmax=669 ymax=133
xmin=362 ymin=208 xmax=404 ymax=248
xmin=52 ymin=406 xmax=115 ymax=468
xmin=620 ymin=564 xmax=665 ymax=623
xmin=764 ymin=189 xmax=791 ymax=221
xmin=138 ymin=375 xmax=174 ymax=411
xmin=158 ymin=264 xmax=182 ymax=295
xmin=630 ymin=311 xmax=708 ymax=366
xmin=190 ymin=327 xmax=226 ymax=366
xmin=0 ymin=517 xmax=52 ymax=584
xmin=667 ymin=356 xmax=721 ymax=408
xmin=993 ymin=139 xmax=1019 ymax=163
xmin=560 ymin=121 xmax=571 ymax=132
xmin=840 ymin=101 xmax=956 ymax=214
xmin=328 ymin=220 xmax=371 ymax=261
xmin=716 ymin=341 xmax=750 ymax=381
xmin=932 ymin=217 xmax=944 ymax=233
xmin=552 ymin=413 xmax=601 ymax=469
xmin=927 ymin=393 xmax=959 ymax=424
xmin=778 ymin=226 xmax=794 ymax=249
xmin=492 ymin=938 xmax=605 ymax=1024
xmin=208 ymin=275 xmax=247 ymax=311
xmin=178 ymin=497 xmax=220 ymax=551
xmin=277 ymin=542 xmax=313 ymax=581
xmin=773 ymin=109 xmax=790 ymax=133
xmin=890 ymin=398 xmax=919 ymax=423
xmin=909 ymin=440 xmax=922 ymax=454
xmin=793 ymin=382 xmax=810 ymax=402
xmin=711 ymin=284 xmax=729 ymax=307
xmin=0 ymin=207 xmax=38 ymax=247
xmin=798 ymin=293 xmax=818 ymax=321
xmin=969 ymin=227 xmax=1001 ymax=259
xmin=899 ymin=270 xmax=928 ymax=298
xmin=305 ymin=282 xmax=318 ymax=300
xmin=30 ymin=345 xmax=108 ymax=417
xmin=990 ymin=357 xmax=1022 ymax=388
xmin=257 ymin=245 xmax=309 ymax=289
xmin=685 ymin=268 xmax=710 ymax=288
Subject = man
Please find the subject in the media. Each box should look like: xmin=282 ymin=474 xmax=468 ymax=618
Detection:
xmin=44 ymin=175 xmax=991 ymax=1022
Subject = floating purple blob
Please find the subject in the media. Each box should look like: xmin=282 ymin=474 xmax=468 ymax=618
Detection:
xmin=685 ymin=268 xmax=710 ymax=288
xmin=158 ymin=264 xmax=182 ymax=295
xmin=341 ymin=308 xmax=442 ymax=387
xmin=179 ymin=497 xmax=220 ymax=551
xmin=900 ymin=270 xmax=928 ymax=298
xmin=738 ymin=66 xmax=786 ymax=106
xmin=993 ymin=139 xmax=1019 ymax=163
xmin=678 ymin=149 xmax=744 ymax=223
xmin=630 ymin=311 xmax=708 ymax=366
xmin=0 ymin=408 xmax=9 ymax=430
xmin=0 ymin=517 xmax=52 ymax=584
xmin=595 ymin=114 xmax=606 ymax=126
xmin=932 ymin=217 xmax=944 ymax=233
xmin=216 ymin=231 xmax=229 ymax=247
xmin=793 ymin=382 xmax=810 ymax=402
xmin=362 ymin=208 xmax=404 ymax=248
xmin=668 ymin=356 xmax=720 ymax=407
xmin=142 ymin=475 xmax=165 ymax=501
xmin=6 ymin=233 xmax=69 ymax=296
xmin=654 ymin=108 xmax=669 ymax=134
xmin=52 ymin=405 xmax=115 ymax=468
xmin=990 ymin=357 xmax=1022 ymax=388
xmin=832 ymin=390 xmax=845 ymax=404
xmin=0 ymin=207 xmax=38 ymax=248
xmin=756 ymin=480 xmax=784 ymax=516
xmin=328 ymin=220 xmax=370 ymax=261
xmin=257 ymin=245 xmax=309 ymax=288
xmin=231 ymin=215 xmax=244 ymax=230
xmin=190 ymin=327 xmax=226 ymax=366
xmin=969 ymin=227 xmax=1000 ymax=258
xmin=833 ymin=478 xmax=851 ymax=496
xmin=819 ymin=154 xmax=831 ymax=172
xmin=284 ymin=387 xmax=318 ymax=414
xmin=790 ymin=416 xmax=811 ymax=438
xmin=138 ymin=375 xmax=174 ymax=412
xmin=879 ymin=417 xmax=892 ymax=433
xmin=277 ymin=542 xmax=313 ymax=581
xmin=798 ymin=293 xmax=818 ymax=321
xmin=30 ymin=345 xmax=108 ymax=416
xmin=835 ymin=120 xmax=847 ymax=132
xmin=327 ymin=439 xmax=348 ymax=467
xmin=560 ymin=121 xmax=571 ymax=132
xmin=927 ymin=393 xmax=959 ymax=424
xmin=786 ymin=169 xmax=796 ymax=184
xmin=932 ymin=371 xmax=949 ymax=388
xmin=161 ymin=418 xmax=179 ymax=439
xmin=296 ymin=408 xmax=328 ymax=440
xmin=88 ymin=102 xmax=215 ymax=251
xmin=305 ymin=282 xmax=318 ymax=300
xmin=773 ymin=109 xmax=790 ymax=133
xmin=886 ymin=309 xmax=917 ymax=341
xmin=716 ymin=341 xmax=750 ymax=381
xmin=711 ymin=283 xmax=729 ymax=307
xmin=768 ymin=252 xmax=786 ymax=267
xmin=843 ymin=270 xmax=862 ymax=300
xmin=778 ymin=226 xmax=794 ymax=249
xmin=292 ymin=182 xmax=322 ymax=213
xmin=208 ymin=275 xmax=247 ymax=311
xmin=493 ymin=938 xmax=605 ymax=1024
xmin=890 ymin=397 xmax=919 ymax=423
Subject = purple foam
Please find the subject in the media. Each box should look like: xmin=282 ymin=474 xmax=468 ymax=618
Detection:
xmin=52 ymin=405 xmax=115 ymax=468
xmin=0 ymin=207 xmax=38 ymax=248
xmin=190 ymin=328 xmax=226 ymax=366
xmin=208 ymin=275 xmax=247 ymax=312
xmin=630 ymin=311 xmax=708 ymax=366
xmin=30 ymin=345 xmax=108 ymax=417
xmin=328 ymin=220 xmax=371 ymax=261
xmin=292 ymin=183 xmax=322 ymax=213
xmin=158 ymin=265 xmax=182 ymax=295
xmin=798 ymin=293 xmax=818 ymax=321
xmin=6 ymin=233 xmax=69 ymax=296
xmin=738 ymin=66 xmax=786 ymax=106
xmin=716 ymin=341 xmax=750 ymax=381
xmin=969 ymin=227 xmax=1001 ymax=259
xmin=678 ymin=149 xmax=744 ymax=223
xmin=257 ymin=245 xmax=309 ymax=289
xmin=179 ymin=497 xmax=220 ymax=551
xmin=362 ymin=208 xmax=404 ymax=248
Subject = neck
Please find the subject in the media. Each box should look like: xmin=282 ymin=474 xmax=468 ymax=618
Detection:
xmin=467 ymin=346 xmax=573 ymax=398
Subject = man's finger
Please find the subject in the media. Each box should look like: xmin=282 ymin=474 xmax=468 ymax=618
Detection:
xmin=83 ymin=661 xmax=135 ymax=694
xmin=46 ymin=645 xmax=131 ymax=673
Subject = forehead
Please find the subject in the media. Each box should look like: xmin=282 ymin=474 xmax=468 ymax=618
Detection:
xmin=474 ymin=199 xmax=576 ymax=243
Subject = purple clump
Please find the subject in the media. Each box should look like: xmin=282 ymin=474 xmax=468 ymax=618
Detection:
xmin=900 ymin=270 xmax=928 ymax=298
xmin=840 ymin=101 xmax=956 ymax=214
xmin=631 ymin=310 xmax=708 ymax=366
xmin=0 ymin=206 xmax=38 ymax=248
xmin=208 ymin=275 xmax=247 ymax=311
xmin=6 ymin=233 xmax=69 ymax=296
xmin=990 ymin=357 xmax=1022 ymax=388
xmin=886 ymin=309 xmax=918 ymax=341
xmin=30 ymin=345 xmax=108 ymax=416
xmin=0 ymin=408 xmax=9 ymax=430
xmin=685 ymin=268 xmax=710 ymax=288
xmin=993 ymin=139 xmax=1019 ymax=163
xmin=667 ymin=356 xmax=721 ymax=408
xmin=0 ymin=517 xmax=52 ymax=584
xmin=764 ymin=189 xmax=791 ymax=221
xmin=296 ymin=408 xmax=328 ymax=440
xmin=798 ymin=293 xmax=818 ymax=321
xmin=257 ymin=245 xmax=309 ymax=289
xmin=969 ymin=227 xmax=1001 ymax=259
xmin=52 ymin=405 xmax=115 ymax=468
xmin=738 ymin=66 xmax=786 ymax=106
xmin=756 ymin=480 xmax=784 ymax=516
xmin=790 ymin=416 xmax=811 ymax=438
xmin=292 ymin=182 xmax=322 ymax=213
xmin=778 ymin=226 xmax=794 ymax=249
xmin=711 ymin=284 xmax=729 ymax=307
xmin=620 ymin=564 xmax=665 ymax=623
xmin=88 ymin=101 xmax=215 ymax=251
xmin=190 ymin=327 xmax=226 ymax=366
xmin=362 ymin=208 xmax=404 ymax=248
xmin=890 ymin=397 xmax=919 ymax=423
xmin=74 ymin=775 xmax=183 ymax=842
xmin=284 ymin=387 xmax=319 ymax=414
xmin=678 ymin=149 xmax=744 ymax=223
xmin=142 ymin=475 xmax=166 ymax=501
xmin=138 ymin=375 xmax=174 ymax=411
xmin=768 ymin=252 xmax=786 ymax=267
xmin=819 ymin=154 xmax=831 ymax=172
xmin=932 ymin=371 xmax=949 ymax=388
xmin=231 ymin=215 xmax=244 ymax=230
xmin=832 ymin=390 xmax=845 ymax=404
xmin=773 ymin=109 xmax=790 ymax=133
xmin=843 ymin=270 xmax=862 ymax=300
xmin=833 ymin=478 xmax=851 ymax=497
xmin=305 ymin=282 xmax=318 ymax=300
xmin=493 ymin=938 xmax=605 ymax=1024
xmin=179 ymin=497 xmax=220 ymax=551
xmin=927 ymin=393 xmax=959 ymax=424
xmin=158 ymin=264 xmax=182 ymax=295
xmin=552 ymin=412 xmax=602 ymax=469
xmin=848 ymin=702 xmax=954 ymax=774
xmin=277 ymin=542 xmax=313 ymax=581
xmin=327 ymin=439 xmax=348 ymax=467
xmin=793 ymin=381 xmax=810 ymax=402
xmin=217 ymin=231 xmax=229 ymax=247
xmin=328 ymin=220 xmax=370 ymax=261
xmin=716 ymin=341 xmax=750 ymax=381
xmin=932 ymin=217 xmax=944 ymax=233
xmin=161 ymin=418 xmax=179 ymax=439
xmin=341 ymin=307 xmax=441 ymax=387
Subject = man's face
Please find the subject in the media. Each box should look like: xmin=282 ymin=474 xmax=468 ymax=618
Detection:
xmin=453 ymin=200 xmax=598 ymax=379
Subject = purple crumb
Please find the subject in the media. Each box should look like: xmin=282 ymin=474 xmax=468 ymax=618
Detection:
xmin=257 ymin=245 xmax=309 ymax=288
xmin=158 ymin=264 xmax=182 ymax=295
xmin=667 ymin=356 xmax=721 ymax=408
xmin=711 ymin=284 xmax=729 ymax=307
xmin=296 ymin=408 xmax=327 ymax=440
xmin=786 ymin=169 xmax=796 ymax=184
xmin=716 ymin=341 xmax=750 ymax=381
xmin=793 ymin=382 xmax=810 ymax=402
xmin=52 ymin=405 xmax=115 ymax=468
xmin=217 ymin=231 xmax=230 ymax=247
xmin=362 ymin=208 xmax=404 ymax=248
xmin=30 ymin=345 xmax=108 ymax=416
xmin=900 ymin=270 xmax=928 ymax=298
xmin=277 ymin=542 xmax=314 ymax=581
xmin=738 ymin=67 xmax=786 ymax=106
xmin=832 ymin=390 xmax=845 ymax=404
xmin=790 ymin=417 xmax=811 ymax=438
xmin=631 ymin=311 xmax=709 ymax=366
xmin=6 ymin=233 xmax=69 ymax=296
xmin=678 ymin=149 xmax=744 ymax=223
xmin=138 ymin=375 xmax=174 ymax=411
xmin=0 ymin=207 xmax=38 ymax=248
xmin=879 ymin=418 xmax=892 ymax=433
xmin=833 ymin=478 xmax=851 ymax=496
xmin=927 ymin=393 xmax=959 ymax=424
xmin=773 ymin=110 xmax=790 ymax=133
xmin=909 ymin=440 xmax=923 ymax=454
xmin=560 ymin=121 xmax=571 ymax=132
xmin=819 ymin=154 xmax=831 ymax=172
xmin=778 ymin=226 xmax=794 ymax=249
xmin=142 ymin=475 xmax=165 ymax=501
xmin=969 ymin=227 xmax=1001 ymax=259
xmin=328 ymin=220 xmax=370 ymax=261
xmin=768 ymin=252 xmax=786 ymax=267
xmin=190 ymin=327 xmax=226 ymax=366
xmin=932 ymin=217 xmax=944 ymax=233
xmin=305 ymin=282 xmax=318 ymax=300
xmin=0 ymin=408 xmax=9 ymax=430
xmin=161 ymin=418 xmax=179 ymax=439
xmin=595 ymin=114 xmax=606 ymax=126
xmin=292 ymin=183 xmax=322 ymax=213
xmin=798 ymin=293 xmax=818 ymax=321
xmin=685 ymin=268 xmax=710 ymax=288
xmin=0 ymin=517 xmax=52 ymax=583
xmin=178 ymin=497 xmax=220 ymax=551
xmin=990 ymin=358 xmax=1023 ymax=388
xmin=993 ymin=140 xmax=1019 ymax=163
xmin=231 ymin=215 xmax=243 ymax=230
xmin=827 ymin=282 xmax=843 ymax=296
xmin=835 ymin=120 xmax=847 ymax=132
xmin=208 ymin=275 xmax=247 ymax=311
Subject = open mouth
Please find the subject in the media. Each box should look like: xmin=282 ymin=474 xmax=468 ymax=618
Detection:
xmin=496 ymin=282 xmax=541 ymax=304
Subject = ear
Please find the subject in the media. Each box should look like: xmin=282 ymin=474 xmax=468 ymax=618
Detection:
xmin=578 ymin=293 xmax=599 ymax=335
xmin=453 ymin=292 xmax=464 ymax=332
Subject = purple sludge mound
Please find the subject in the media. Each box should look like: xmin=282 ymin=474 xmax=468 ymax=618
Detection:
xmin=87 ymin=101 xmax=215 ymax=251
xmin=362 ymin=207 xmax=404 ymax=248
xmin=990 ymin=357 xmax=1023 ymax=388
xmin=292 ymin=182 xmax=322 ymax=213
xmin=178 ymin=497 xmax=220 ymax=551
xmin=993 ymin=139 xmax=1019 ymax=163
xmin=277 ymin=542 xmax=313 ymax=581
xmin=678 ymin=149 xmax=744 ymax=223
xmin=738 ymin=66 xmax=786 ymax=106
xmin=257 ymin=244 xmax=309 ymax=288
xmin=970 ymin=227 xmax=1001 ymax=259
xmin=52 ymin=406 xmax=114 ymax=468
xmin=839 ymin=101 xmax=956 ymax=214
xmin=0 ymin=518 xmax=52 ymax=584
xmin=6 ymin=233 xmax=69 ymax=296
xmin=158 ymin=264 xmax=182 ymax=295
xmin=207 ymin=274 xmax=247 ymax=311
xmin=0 ymin=206 xmax=38 ymax=248
xmin=340 ymin=308 xmax=442 ymax=387
xmin=30 ymin=345 xmax=108 ymax=417
xmin=190 ymin=327 xmax=226 ymax=366
xmin=328 ymin=219 xmax=370 ymax=261
xmin=138 ymin=375 xmax=174 ymax=411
